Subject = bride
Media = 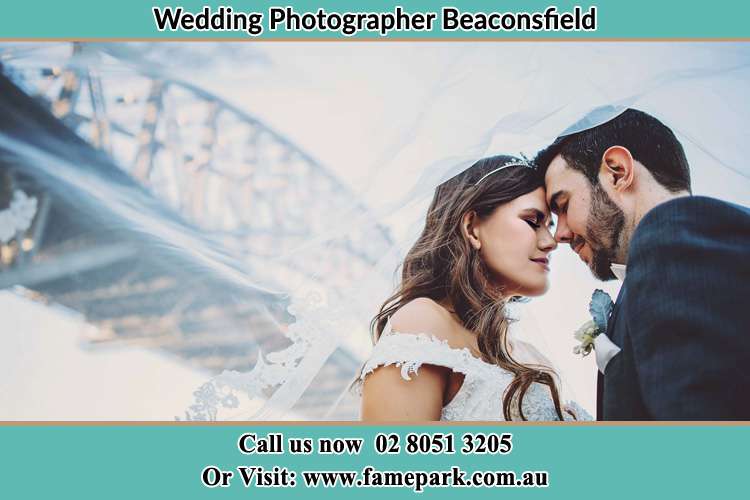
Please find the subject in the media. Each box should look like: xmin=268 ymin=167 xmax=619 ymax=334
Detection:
xmin=357 ymin=155 xmax=590 ymax=421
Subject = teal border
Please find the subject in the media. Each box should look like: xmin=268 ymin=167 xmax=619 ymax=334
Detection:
xmin=0 ymin=1 xmax=749 ymax=39
xmin=1 ymin=424 xmax=747 ymax=498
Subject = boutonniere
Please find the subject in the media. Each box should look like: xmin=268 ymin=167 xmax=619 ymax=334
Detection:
xmin=573 ymin=289 xmax=614 ymax=357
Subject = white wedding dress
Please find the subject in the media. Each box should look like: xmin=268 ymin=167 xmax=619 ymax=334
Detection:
xmin=356 ymin=319 xmax=591 ymax=421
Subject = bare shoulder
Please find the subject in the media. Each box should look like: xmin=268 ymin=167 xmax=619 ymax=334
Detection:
xmin=362 ymin=297 xmax=458 ymax=421
xmin=389 ymin=297 xmax=468 ymax=348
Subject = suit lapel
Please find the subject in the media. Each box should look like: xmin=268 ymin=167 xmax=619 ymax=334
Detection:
xmin=606 ymin=281 xmax=627 ymax=344
xmin=596 ymin=280 xmax=626 ymax=420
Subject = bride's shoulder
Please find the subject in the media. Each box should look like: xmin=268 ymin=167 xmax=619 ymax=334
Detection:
xmin=388 ymin=298 xmax=466 ymax=348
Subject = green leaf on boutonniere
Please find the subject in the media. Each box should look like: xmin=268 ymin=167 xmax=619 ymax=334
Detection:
xmin=589 ymin=289 xmax=614 ymax=332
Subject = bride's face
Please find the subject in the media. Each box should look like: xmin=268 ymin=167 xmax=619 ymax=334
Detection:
xmin=471 ymin=187 xmax=557 ymax=296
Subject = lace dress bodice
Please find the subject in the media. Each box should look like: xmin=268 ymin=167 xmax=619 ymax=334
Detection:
xmin=357 ymin=321 xmax=591 ymax=421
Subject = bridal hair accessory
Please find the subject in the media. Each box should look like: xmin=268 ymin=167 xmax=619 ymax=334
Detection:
xmin=0 ymin=190 xmax=38 ymax=244
xmin=473 ymin=157 xmax=536 ymax=186
xmin=573 ymin=289 xmax=614 ymax=356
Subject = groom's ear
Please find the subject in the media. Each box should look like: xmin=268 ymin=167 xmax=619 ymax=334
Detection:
xmin=599 ymin=146 xmax=635 ymax=193
xmin=461 ymin=211 xmax=482 ymax=250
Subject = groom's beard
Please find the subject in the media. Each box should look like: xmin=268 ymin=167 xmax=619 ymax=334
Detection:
xmin=583 ymin=183 xmax=626 ymax=281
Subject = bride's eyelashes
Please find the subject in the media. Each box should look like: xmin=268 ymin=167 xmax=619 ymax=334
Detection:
xmin=525 ymin=220 xmax=555 ymax=231
xmin=523 ymin=209 xmax=551 ymax=230
xmin=525 ymin=219 xmax=541 ymax=229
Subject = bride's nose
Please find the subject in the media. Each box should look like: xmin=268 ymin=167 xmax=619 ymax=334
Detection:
xmin=539 ymin=227 xmax=557 ymax=251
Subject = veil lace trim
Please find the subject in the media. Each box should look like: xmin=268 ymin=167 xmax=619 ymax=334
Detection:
xmin=179 ymin=286 xmax=353 ymax=421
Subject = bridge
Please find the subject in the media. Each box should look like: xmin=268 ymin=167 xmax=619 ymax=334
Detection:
xmin=0 ymin=42 xmax=392 ymax=418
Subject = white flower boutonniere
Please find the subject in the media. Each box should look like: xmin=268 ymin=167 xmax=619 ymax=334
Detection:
xmin=573 ymin=320 xmax=599 ymax=356
xmin=573 ymin=289 xmax=614 ymax=357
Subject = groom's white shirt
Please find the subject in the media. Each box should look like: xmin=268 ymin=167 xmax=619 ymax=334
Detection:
xmin=610 ymin=263 xmax=627 ymax=281
xmin=594 ymin=334 xmax=621 ymax=374
xmin=595 ymin=263 xmax=627 ymax=374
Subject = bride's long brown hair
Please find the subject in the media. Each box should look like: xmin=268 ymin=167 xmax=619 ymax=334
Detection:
xmin=371 ymin=155 xmax=564 ymax=420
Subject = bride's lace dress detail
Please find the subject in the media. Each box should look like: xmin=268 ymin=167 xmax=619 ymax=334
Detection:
xmin=356 ymin=321 xmax=591 ymax=421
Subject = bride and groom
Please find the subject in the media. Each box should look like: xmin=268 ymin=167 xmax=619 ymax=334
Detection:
xmin=358 ymin=108 xmax=750 ymax=421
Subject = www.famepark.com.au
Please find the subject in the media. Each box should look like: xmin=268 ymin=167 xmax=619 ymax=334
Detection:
xmin=232 ymin=465 xmax=549 ymax=493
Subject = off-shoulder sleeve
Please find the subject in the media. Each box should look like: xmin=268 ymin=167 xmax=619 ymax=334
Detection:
xmin=353 ymin=325 xmax=489 ymax=394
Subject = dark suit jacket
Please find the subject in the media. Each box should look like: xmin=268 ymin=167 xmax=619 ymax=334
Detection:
xmin=599 ymin=196 xmax=750 ymax=420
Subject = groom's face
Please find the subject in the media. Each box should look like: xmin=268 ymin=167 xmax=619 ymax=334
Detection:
xmin=544 ymin=155 xmax=624 ymax=281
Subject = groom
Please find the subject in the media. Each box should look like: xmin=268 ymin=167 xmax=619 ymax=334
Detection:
xmin=536 ymin=108 xmax=750 ymax=420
